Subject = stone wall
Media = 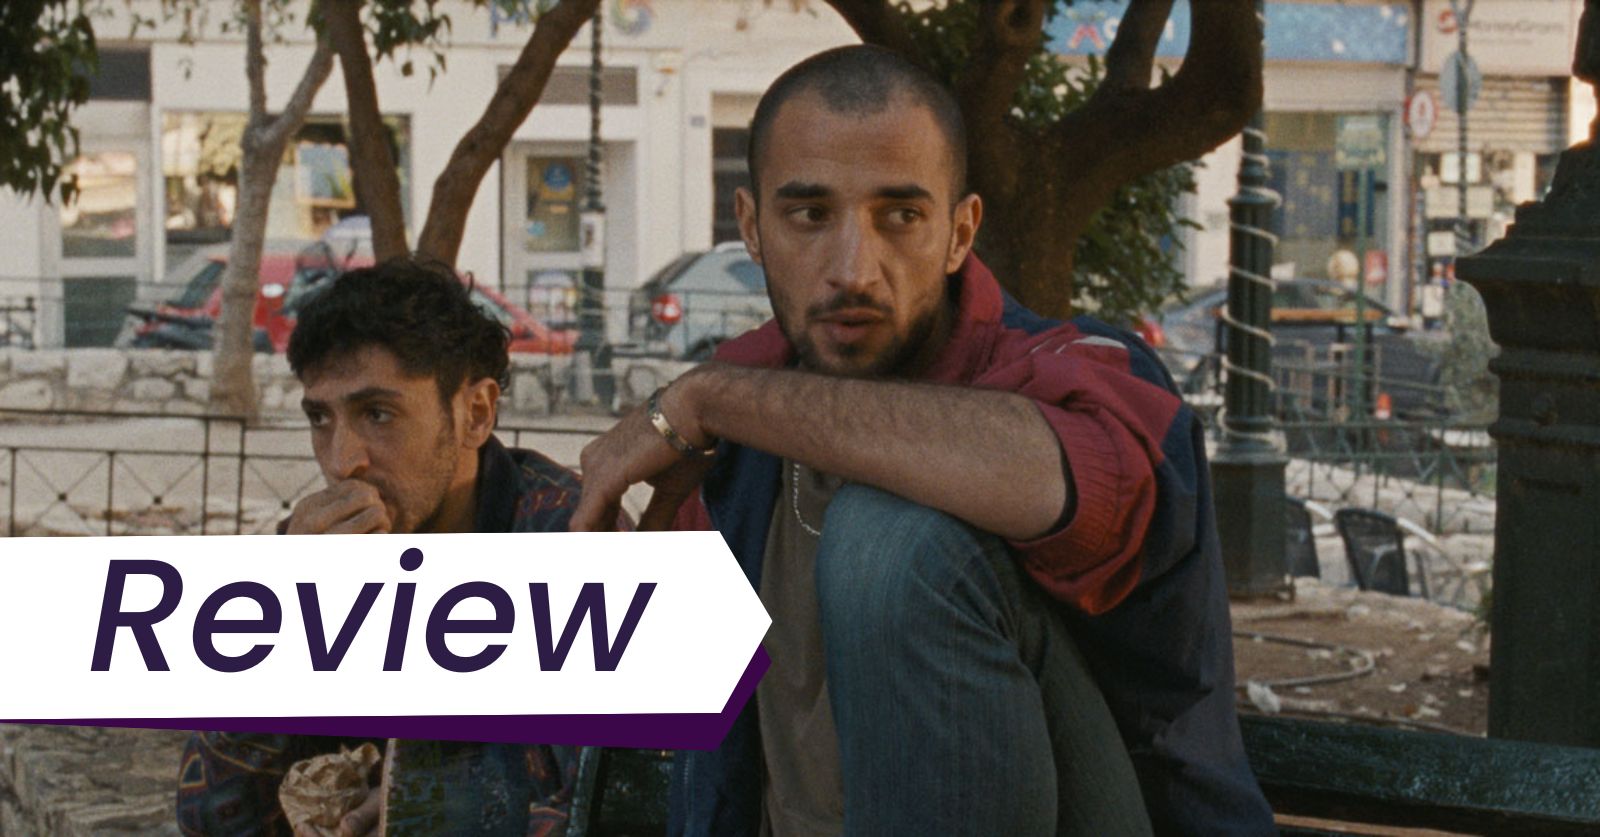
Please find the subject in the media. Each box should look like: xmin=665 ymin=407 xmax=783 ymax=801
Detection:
xmin=0 ymin=349 xmax=692 ymax=419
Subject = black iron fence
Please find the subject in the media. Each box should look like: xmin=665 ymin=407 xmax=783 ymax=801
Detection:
xmin=1178 ymin=345 xmax=1496 ymax=537
xmin=0 ymin=409 xmax=605 ymax=537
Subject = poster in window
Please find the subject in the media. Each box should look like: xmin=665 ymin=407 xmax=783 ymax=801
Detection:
xmin=296 ymin=142 xmax=356 ymax=208
xmin=523 ymin=158 xmax=583 ymax=253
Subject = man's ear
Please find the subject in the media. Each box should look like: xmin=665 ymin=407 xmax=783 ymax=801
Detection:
xmin=460 ymin=378 xmax=499 ymax=449
xmin=734 ymin=186 xmax=762 ymax=263
xmin=945 ymin=192 xmax=983 ymax=274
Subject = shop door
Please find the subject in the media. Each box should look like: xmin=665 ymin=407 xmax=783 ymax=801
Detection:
xmin=502 ymin=146 xmax=585 ymax=333
xmin=58 ymin=142 xmax=152 ymax=347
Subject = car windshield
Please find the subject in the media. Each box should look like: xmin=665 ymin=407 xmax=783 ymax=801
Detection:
xmin=672 ymin=250 xmax=766 ymax=295
xmin=173 ymin=259 xmax=225 ymax=309
xmin=1299 ymin=282 xmax=1393 ymax=315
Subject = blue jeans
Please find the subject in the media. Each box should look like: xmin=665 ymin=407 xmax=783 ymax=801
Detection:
xmin=816 ymin=485 xmax=1152 ymax=836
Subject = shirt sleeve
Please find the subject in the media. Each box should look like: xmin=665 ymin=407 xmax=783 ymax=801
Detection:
xmin=973 ymin=331 xmax=1189 ymax=616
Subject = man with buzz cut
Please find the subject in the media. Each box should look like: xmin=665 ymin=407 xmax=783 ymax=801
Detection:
xmin=176 ymin=259 xmax=589 ymax=837
xmin=573 ymin=46 xmax=1274 ymax=836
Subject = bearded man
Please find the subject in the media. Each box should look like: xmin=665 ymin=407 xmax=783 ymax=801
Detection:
xmin=573 ymin=46 xmax=1273 ymax=836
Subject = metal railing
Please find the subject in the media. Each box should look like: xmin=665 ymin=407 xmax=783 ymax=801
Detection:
xmin=1179 ymin=345 xmax=1496 ymax=537
xmin=0 ymin=409 xmax=607 ymax=537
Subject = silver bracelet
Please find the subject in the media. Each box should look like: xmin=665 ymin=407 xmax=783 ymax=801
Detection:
xmin=647 ymin=387 xmax=718 ymax=458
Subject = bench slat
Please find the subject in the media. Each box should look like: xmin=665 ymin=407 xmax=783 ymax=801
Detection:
xmin=1242 ymin=716 xmax=1600 ymax=835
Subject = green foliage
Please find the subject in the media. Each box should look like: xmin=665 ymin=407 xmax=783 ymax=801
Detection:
xmin=0 ymin=0 xmax=96 ymax=203
xmin=366 ymin=1 xmax=537 ymax=84
xmin=895 ymin=0 xmax=1198 ymax=323
xmin=1426 ymin=281 xmax=1499 ymax=421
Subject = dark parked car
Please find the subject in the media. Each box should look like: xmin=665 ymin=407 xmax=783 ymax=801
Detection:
xmin=626 ymin=242 xmax=772 ymax=360
xmin=1158 ymin=278 xmax=1445 ymax=418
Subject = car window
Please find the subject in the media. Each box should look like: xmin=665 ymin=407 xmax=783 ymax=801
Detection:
xmin=281 ymin=267 xmax=337 ymax=316
xmin=673 ymin=251 xmax=765 ymax=295
xmin=728 ymin=258 xmax=767 ymax=293
xmin=1271 ymin=283 xmax=1318 ymax=310
xmin=173 ymin=260 xmax=225 ymax=309
xmin=1304 ymin=282 xmax=1391 ymax=315
xmin=1305 ymin=283 xmax=1351 ymax=311
xmin=640 ymin=253 xmax=700 ymax=297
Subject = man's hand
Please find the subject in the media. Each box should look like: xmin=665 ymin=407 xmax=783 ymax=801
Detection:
xmin=286 ymin=480 xmax=393 ymax=535
xmin=572 ymin=382 xmax=715 ymax=532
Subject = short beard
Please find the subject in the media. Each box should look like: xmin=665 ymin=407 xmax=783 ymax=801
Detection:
xmin=408 ymin=418 xmax=462 ymax=534
xmin=780 ymin=291 xmax=941 ymax=379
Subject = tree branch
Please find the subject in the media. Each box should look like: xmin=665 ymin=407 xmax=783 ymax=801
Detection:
xmin=327 ymin=0 xmax=408 ymax=260
xmin=415 ymin=0 xmax=601 ymax=264
xmin=260 ymin=28 xmax=334 ymax=152
xmin=957 ymin=0 xmax=1043 ymax=134
xmin=244 ymin=0 xmax=267 ymax=122
xmin=821 ymin=0 xmax=919 ymax=59
xmin=1052 ymin=0 xmax=1260 ymax=206
xmin=1100 ymin=0 xmax=1172 ymax=94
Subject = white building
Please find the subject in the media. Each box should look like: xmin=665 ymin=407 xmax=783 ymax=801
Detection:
xmin=3 ymin=0 xmax=1588 ymax=348
xmin=0 ymin=0 xmax=857 ymax=348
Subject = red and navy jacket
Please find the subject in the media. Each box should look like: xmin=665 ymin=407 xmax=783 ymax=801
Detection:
xmin=666 ymin=255 xmax=1274 ymax=835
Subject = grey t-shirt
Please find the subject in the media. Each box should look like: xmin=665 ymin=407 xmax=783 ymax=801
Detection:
xmin=756 ymin=459 xmax=845 ymax=837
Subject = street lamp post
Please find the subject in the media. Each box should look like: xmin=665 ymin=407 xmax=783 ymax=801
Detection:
xmin=1451 ymin=0 xmax=1476 ymax=257
xmin=575 ymin=5 xmax=611 ymax=406
xmin=1213 ymin=0 xmax=1289 ymax=598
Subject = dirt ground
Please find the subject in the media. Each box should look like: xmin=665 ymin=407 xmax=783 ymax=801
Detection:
xmin=1232 ymin=579 xmax=1489 ymax=736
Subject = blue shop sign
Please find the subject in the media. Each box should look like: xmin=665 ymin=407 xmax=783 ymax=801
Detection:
xmin=1046 ymin=1 xmax=1411 ymax=65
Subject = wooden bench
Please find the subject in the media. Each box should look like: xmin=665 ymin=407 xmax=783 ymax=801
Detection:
xmin=567 ymin=720 xmax=1600 ymax=836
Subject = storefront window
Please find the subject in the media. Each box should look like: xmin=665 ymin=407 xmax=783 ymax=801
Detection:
xmin=1265 ymin=111 xmax=1391 ymax=283
xmin=61 ymin=151 xmax=139 ymax=259
xmin=521 ymin=156 xmax=585 ymax=253
xmin=161 ymin=112 xmax=410 ymax=255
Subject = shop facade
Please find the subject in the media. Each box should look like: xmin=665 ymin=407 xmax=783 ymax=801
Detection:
xmin=0 ymin=0 xmax=855 ymax=348
xmin=1411 ymin=0 xmax=1579 ymax=318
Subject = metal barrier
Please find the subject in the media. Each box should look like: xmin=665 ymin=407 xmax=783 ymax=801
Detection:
xmin=0 ymin=297 xmax=37 ymax=349
xmin=1182 ymin=347 xmax=1496 ymax=537
xmin=0 ymin=408 xmax=607 ymax=537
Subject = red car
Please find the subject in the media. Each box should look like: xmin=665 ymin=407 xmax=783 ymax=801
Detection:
xmin=126 ymin=241 xmax=574 ymax=354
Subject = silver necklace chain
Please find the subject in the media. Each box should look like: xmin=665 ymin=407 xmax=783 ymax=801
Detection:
xmin=791 ymin=461 xmax=823 ymax=538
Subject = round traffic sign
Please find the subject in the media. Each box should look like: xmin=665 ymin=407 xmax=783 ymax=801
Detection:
xmin=1407 ymin=89 xmax=1438 ymax=140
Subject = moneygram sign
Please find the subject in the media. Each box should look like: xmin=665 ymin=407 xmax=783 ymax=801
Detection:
xmin=0 ymin=531 xmax=770 ymax=749
xmin=1421 ymin=0 xmax=1578 ymax=77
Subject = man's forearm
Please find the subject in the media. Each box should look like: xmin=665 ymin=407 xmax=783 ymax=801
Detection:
xmin=669 ymin=363 xmax=1069 ymax=540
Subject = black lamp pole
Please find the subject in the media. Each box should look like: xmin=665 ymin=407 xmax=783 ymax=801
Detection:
xmin=577 ymin=5 xmax=611 ymax=405
xmin=1214 ymin=0 xmax=1289 ymax=598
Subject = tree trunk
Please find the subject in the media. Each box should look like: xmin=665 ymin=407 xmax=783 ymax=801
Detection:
xmin=210 ymin=2 xmax=334 ymax=417
xmin=210 ymin=147 xmax=276 ymax=418
xmin=326 ymin=0 xmax=408 ymax=261
xmin=827 ymin=0 xmax=1261 ymax=317
xmin=415 ymin=0 xmax=601 ymax=265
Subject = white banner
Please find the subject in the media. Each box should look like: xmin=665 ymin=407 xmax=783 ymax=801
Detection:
xmin=0 ymin=532 xmax=768 ymax=721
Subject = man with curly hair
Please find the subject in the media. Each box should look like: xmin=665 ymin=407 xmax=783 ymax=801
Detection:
xmin=176 ymin=259 xmax=588 ymax=836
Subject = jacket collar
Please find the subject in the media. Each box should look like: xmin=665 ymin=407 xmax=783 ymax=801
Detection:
xmin=471 ymin=435 xmax=517 ymax=534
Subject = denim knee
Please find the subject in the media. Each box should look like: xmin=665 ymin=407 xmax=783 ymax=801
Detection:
xmin=814 ymin=484 xmax=1000 ymax=640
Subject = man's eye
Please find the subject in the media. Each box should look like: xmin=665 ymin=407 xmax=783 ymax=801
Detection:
xmin=305 ymin=411 xmax=330 ymax=428
xmin=366 ymin=408 xmax=394 ymax=424
xmin=788 ymin=206 xmax=827 ymax=225
xmin=887 ymin=207 xmax=922 ymax=225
